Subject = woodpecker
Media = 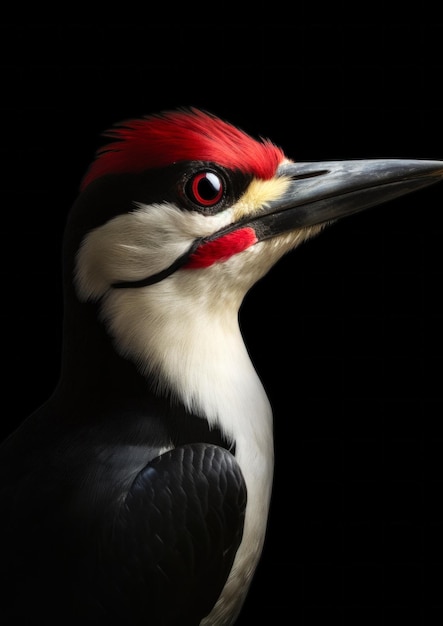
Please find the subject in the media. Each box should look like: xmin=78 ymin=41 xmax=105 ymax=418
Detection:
xmin=1 ymin=108 xmax=442 ymax=626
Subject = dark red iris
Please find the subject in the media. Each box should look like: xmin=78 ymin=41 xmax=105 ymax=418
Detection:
xmin=188 ymin=171 xmax=224 ymax=207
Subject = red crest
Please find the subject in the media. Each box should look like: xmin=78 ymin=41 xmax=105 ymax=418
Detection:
xmin=81 ymin=108 xmax=284 ymax=191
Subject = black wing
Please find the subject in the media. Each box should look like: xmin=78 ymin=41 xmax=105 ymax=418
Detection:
xmin=0 ymin=404 xmax=246 ymax=626
xmin=95 ymin=443 xmax=247 ymax=625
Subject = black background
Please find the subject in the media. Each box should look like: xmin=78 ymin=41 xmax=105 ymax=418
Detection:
xmin=2 ymin=8 xmax=443 ymax=625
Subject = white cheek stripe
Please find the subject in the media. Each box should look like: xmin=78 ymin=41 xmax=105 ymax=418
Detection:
xmin=74 ymin=202 xmax=231 ymax=302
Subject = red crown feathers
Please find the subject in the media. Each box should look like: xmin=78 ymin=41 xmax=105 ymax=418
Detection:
xmin=81 ymin=108 xmax=284 ymax=191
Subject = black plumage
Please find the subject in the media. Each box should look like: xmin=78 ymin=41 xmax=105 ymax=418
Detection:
xmin=2 ymin=108 xmax=442 ymax=625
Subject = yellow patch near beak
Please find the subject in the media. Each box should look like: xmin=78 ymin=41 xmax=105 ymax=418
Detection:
xmin=232 ymin=174 xmax=292 ymax=221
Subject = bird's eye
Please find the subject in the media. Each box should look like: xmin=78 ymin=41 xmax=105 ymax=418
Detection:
xmin=186 ymin=171 xmax=224 ymax=208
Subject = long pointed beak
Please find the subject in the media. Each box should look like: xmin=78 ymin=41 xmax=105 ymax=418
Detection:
xmin=251 ymin=159 xmax=443 ymax=239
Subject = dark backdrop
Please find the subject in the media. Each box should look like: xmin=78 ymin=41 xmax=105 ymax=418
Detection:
xmin=2 ymin=10 xmax=443 ymax=626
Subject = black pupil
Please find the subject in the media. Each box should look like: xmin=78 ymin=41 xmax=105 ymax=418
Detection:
xmin=197 ymin=172 xmax=221 ymax=201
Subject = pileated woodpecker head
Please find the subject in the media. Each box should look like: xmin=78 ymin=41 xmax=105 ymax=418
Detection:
xmin=66 ymin=107 xmax=443 ymax=403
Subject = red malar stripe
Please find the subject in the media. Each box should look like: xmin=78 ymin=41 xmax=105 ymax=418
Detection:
xmin=185 ymin=227 xmax=258 ymax=269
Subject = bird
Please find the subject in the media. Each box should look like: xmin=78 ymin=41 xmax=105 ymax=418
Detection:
xmin=1 ymin=107 xmax=442 ymax=626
